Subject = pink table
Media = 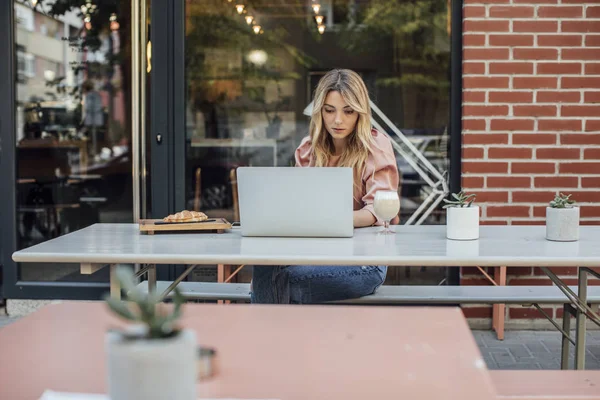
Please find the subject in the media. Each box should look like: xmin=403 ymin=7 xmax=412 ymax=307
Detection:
xmin=0 ymin=302 xmax=496 ymax=400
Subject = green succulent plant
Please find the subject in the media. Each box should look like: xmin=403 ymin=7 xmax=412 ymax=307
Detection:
xmin=442 ymin=191 xmax=476 ymax=209
xmin=104 ymin=266 xmax=186 ymax=339
xmin=549 ymin=193 xmax=576 ymax=209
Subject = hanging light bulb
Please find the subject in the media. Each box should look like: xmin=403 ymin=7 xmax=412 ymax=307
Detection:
xmin=315 ymin=15 xmax=324 ymax=24
xmin=312 ymin=3 xmax=320 ymax=14
xmin=31 ymin=0 xmax=38 ymax=7
xmin=235 ymin=4 xmax=245 ymax=14
xmin=253 ymin=25 xmax=261 ymax=34
xmin=84 ymin=15 xmax=92 ymax=30
xmin=245 ymin=15 xmax=254 ymax=25
xmin=81 ymin=5 xmax=87 ymax=13
xmin=318 ymin=24 xmax=325 ymax=34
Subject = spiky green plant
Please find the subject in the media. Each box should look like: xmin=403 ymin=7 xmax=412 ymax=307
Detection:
xmin=442 ymin=191 xmax=476 ymax=209
xmin=104 ymin=267 xmax=186 ymax=339
xmin=549 ymin=193 xmax=576 ymax=209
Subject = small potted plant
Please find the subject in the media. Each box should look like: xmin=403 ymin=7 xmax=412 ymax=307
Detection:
xmin=443 ymin=191 xmax=479 ymax=240
xmin=546 ymin=193 xmax=579 ymax=242
xmin=104 ymin=267 xmax=197 ymax=400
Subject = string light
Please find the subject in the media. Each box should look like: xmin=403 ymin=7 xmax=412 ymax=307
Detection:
xmin=315 ymin=15 xmax=323 ymax=24
xmin=110 ymin=13 xmax=119 ymax=31
xmin=235 ymin=3 xmax=245 ymax=14
xmin=318 ymin=24 xmax=325 ymax=34
xmin=245 ymin=15 xmax=254 ymax=25
xmin=252 ymin=25 xmax=261 ymax=34
xmin=312 ymin=3 xmax=320 ymax=14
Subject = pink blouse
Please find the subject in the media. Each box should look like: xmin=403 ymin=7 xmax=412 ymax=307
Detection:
xmin=294 ymin=129 xmax=400 ymax=225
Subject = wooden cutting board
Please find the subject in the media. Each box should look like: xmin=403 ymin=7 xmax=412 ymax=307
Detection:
xmin=139 ymin=218 xmax=232 ymax=234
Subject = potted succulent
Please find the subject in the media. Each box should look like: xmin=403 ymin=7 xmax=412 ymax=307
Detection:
xmin=443 ymin=191 xmax=479 ymax=240
xmin=546 ymin=193 xmax=579 ymax=242
xmin=104 ymin=267 xmax=197 ymax=400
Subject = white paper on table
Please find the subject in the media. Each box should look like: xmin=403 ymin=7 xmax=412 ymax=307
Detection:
xmin=40 ymin=390 xmax=279 ymax=400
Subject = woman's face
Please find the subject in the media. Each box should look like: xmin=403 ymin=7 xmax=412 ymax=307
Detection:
xmin=322 ymin=90 xmax=359 ymax=142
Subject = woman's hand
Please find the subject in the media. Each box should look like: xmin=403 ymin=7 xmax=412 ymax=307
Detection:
xmin=353 ymin=209 xmax=376 ymax=228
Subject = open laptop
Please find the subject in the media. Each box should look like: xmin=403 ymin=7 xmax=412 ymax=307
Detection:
xmin=237 ymin=167 xmax=354 ymax=237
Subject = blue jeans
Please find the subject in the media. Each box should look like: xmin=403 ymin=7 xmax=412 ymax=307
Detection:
xmin=250 ymin=265 xmax=387 ymax=304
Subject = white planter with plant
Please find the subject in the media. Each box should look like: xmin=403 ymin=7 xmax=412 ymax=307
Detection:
xmin=546 ymin=193 xmax=579 ymax=242
xmin=443 ymin=191 xmax=479 ymax=241
xmin=105 ymin=268 xmax=197 ymax=400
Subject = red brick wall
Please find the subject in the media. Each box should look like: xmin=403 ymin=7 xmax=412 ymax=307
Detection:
xmin=460 ymin=0 xmax=600 ymax=324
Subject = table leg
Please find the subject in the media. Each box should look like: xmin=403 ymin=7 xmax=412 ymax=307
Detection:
xmin=492 ymin=266 xmax=506 ymax=340
xmin=561 ymin=303 xmax=574 ymax=370
xmin=575 ymin=267 xmax=588 ymax=370
xmin=148 ymin=264 xmax=157 ymax=294
xmin=110 ymin=264 xmax=121 ymax=299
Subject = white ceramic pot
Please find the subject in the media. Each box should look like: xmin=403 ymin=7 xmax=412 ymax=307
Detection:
xmin=446 ymin=206 xmax=479 ymax=241
xmin=546 ymin=206 xmax=579 ymax=242
xmin=106 ymin=328 xmax=198 ymax=400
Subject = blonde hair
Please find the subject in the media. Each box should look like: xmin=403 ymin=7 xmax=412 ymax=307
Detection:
xmin=309 ymin=69 xmax=374 ymax=185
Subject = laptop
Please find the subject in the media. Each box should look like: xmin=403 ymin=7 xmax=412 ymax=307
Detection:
xmin=237 ymin=167 xmax=354 ymax=237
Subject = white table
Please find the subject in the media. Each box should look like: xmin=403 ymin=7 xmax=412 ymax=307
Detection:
xmin=12 ymin=223 xmax=600 ymax=368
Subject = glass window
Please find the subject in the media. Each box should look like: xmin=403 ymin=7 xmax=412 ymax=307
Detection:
xmin=13 ymin=1 xmax=133 ymax=283
xmin=184 ymin=0 xmax=451 ymax=284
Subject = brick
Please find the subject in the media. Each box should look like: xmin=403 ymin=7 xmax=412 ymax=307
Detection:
xmin=462 ymin=147 xmax=485 ymax=159
xmin=512 ymin=191 xmax=557 ymax=203
xmin=463 ymin=105 xmax=509 ymax=116
xmin=464 ymin=6 xmax=486 ymax=18
xmin=461 ymin=278 xmax=494 ymax=286
xmin=562 ymin=0 xmax=596 ymax=3
xmin=487 ymin=205 xmax=530 ymax=218
xmin=585 ymin=63 xmax=600 ymax=75
xmin=561 ymin=134 xmax=600 ymax=145
xmin=489 ymin=6 xmax=534 ymax=18
xmin=490 ymin=35 xmax=534 ymax=47
xmin=537 ymin=35 xmax=582 ymax=47
xmin=464 ymin=0 xmax=509 ymax=3
xmin=509 ymin=307 xmax=554 ymax=319
xmin=461 ymin=266 xmax=486 ymax=276
xmin=585 ymin=36 xmax=600 ymax=47
xmin=513 ymin=21 xmax=558 ymax=33
xmin=562 ymin=49 xmax=600 ymax=61
xmin=583 ymin=148 xmax=600 ymax=159
xmin=562 ymin=77 xmax=600 ymax=89
xmin=464 ymin=35 xmax=486 ymax=47
xmin=538 ymin=6 xmax=583 ymax=18
xmin=570 ymin=190 xmax=600 ymax=202
xmin=514 ymin=0 xmax=557 ymax=3
xmin=537 ymin=62 xmax=581 ymax=75
xmin=463 ymin=119 xmax=486 ymax=130
xmin=464 ymin=20 xmax=510 ymax=33
xmin=488 ymin=177 xmax=531 ymax=188
xmin=562 ymin=106 xmax=600 ymax=118
xmin=463 ymin=161 xmax=509 ymax=174
xmin=582 ymin=207 xmax=600 ymax=218
xmin=514 ymin=77 xmax=557 ymax=89
xmin=463 ymin=133 xmax=509 ymax=145
xmin=538 ymin=119 xmax=581 ymax=131
xmin=559 ymin=162 xmax=600 ymax=174
xmin=463 ymin=62 xmax=486 ymax=75
xmin=585 ymin=121 xmax=600 ymax=132
xmin=490 ymin=119 xmax=534 ymax=131
xmin=534 ymin=267 xmax=578 ymax=276
xmin=488 ymin=147 xmax=532 ymax=159
xmin=470 ymin=191 xmax=509 ymax=202
xmin=507 ymin=267 xmax=533 ymax=276
xmin=587 ymin=6 xmax=600 ymax=18
xmin=461 ymin=306 xmax=493 ymax=319
xmin=464 ymin=48 xmax=510 ymax=60
xmin=562 ymin=21 xmax=600 ymax=33
xmin=513 ymin=134 xmax=556 ymax=145
xmin=584 ymin=92 xmax=600 ymax=103
xmin=536 ymin=147 xmax=580 ymax=160
xmin=463 ymin=91 xmax=486 ymax=103
xmin=510 ymin=279 xmax=553 ymax=286
xmin=480 ymin=220 xmax=509 ymax=225
xmin=533 ymin=206 xmax=547 ymax=218
xmin=514 ymin=48 xmax=558 ymax=61
xmin=534 ymin=176 xmax=579 ymax=188
xmin=489 ymin=91 xmax=533 ymax=103
xmin=462 ymin=176 xmax=485 ymax=188
xmin=511 ymin=163 xmax=555 ymax=174
xmin=513 ymin=106 xmax=557 ymax=117
xmin=463 ymin=77 xmax=509 ymax=89
xmin=582 ymin=177 xmax=600 ymax=188
xmin=537 ymin=91 xmax=580 ymax=103
xmin=489 ymin=62 xmax=534 ymax=75
xmin=512 ymin=220 xmax=545 ymax=226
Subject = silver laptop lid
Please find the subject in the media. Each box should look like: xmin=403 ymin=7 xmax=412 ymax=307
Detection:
xmin=237 ymin=167 xmax=354 ymax=238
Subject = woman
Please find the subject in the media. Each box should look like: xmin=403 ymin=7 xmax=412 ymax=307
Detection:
xmin=251 ymin=69 xmax=400 ymax=304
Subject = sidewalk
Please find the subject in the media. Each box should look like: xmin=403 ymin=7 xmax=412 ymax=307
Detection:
xmin=0 ymin=310 xmax=598 ymax=370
